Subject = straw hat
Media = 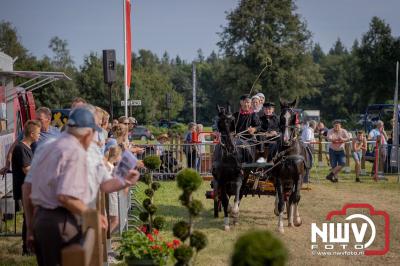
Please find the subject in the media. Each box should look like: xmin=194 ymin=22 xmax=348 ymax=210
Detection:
xmin=157 ymin=133 xmax=169 ymax=141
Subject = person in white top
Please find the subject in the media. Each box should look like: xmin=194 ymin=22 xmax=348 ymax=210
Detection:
xmin=368 ymin=120 xmax=388 ymax=177
xmin=301 ymin=120 xmax=316 ymax=143
xmin=196 ymin=124 xmax=206 ymax=171
xmin=103 ymin=139 xmax=122 ymax=233
xmin=301 ymin=120 xmax=316 ymax=183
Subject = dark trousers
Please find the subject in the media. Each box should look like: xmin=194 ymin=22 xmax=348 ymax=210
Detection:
xmin=186 ymin=150 xmax=197 ymax=169
xmin=33 ymin=207 xmax=82 ymax=266
xmin=303 ymin=144 xmax=314 ymax=183
xmin=22 ymin=213 xmax=28 ymax=254
xmin=15 ymin=200 xmax=28 ymax=254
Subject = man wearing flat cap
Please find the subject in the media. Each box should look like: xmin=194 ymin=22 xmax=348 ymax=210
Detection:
xmin=258 ymin=102 xmax=279 ymax=161
xmin=260 ymin=102 xmax=279 ymax=133
xmin=232 ymin=94 xmax=260 ymax=138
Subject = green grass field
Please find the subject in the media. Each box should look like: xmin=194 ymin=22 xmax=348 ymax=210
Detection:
xmin=129 ymin=167 xmax=400 ymax=266
xmin=1 ymin=162 xmax=399 ymax=265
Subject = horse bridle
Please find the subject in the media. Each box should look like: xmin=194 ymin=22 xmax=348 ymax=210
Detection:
xmin=280 ymin=107 xmax=298 ymax=147
xmin=217 ymin=112 xmax=238 ymax=156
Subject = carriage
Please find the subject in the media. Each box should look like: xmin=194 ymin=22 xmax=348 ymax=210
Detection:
xmin=206 ymin=100 xmax=311 ymax=233
xmin=206 ymin=161 xmax=275 ymax=217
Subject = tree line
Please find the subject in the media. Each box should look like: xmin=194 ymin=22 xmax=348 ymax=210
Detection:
xmin=1 ymin=0 xmax=399 ymax=126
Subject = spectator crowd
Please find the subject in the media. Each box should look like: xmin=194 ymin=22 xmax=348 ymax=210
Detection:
xmin=0 ymin=97 xmax=145 ymax=265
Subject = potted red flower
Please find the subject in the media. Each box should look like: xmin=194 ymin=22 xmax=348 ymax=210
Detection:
xmin=119 ymin=226 xmax=181 ymax=266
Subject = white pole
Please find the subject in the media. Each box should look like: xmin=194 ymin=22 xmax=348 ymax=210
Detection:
xmin=390 ymin=62 xmax=399 ymax=182
xmin=192 ymin=62 xmax=196 ymax=123
xmin=123 ymin=0 xmax=128 ymax=117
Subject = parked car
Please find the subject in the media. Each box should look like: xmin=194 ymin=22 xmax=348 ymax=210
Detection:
xmin=130 ymin=126 xmax=154 ymax=141
xmin=158 ymin=120 xmax=178 ymax=128
xmin=363 ymin=104 xmax=400 ymax=133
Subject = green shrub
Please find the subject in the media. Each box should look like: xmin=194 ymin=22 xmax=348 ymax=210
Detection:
xmin=143 ymin=155 xmax=161 ymax=170
xmin=173 ymin=221 xmax=190 ymax=241
xmin=146 ymin=125 xmax=168 ymax=138
xmin=188 ymin=200 xmax=203 ymax=217
xmin=151 ymin=182 xmax=161 ymax=191
xmin=144 ymin=188 xmax=154 ymax=197
xmin=142 ymin=198 xmax=151 ymax=209
xmin=169 ymin=123 xmax=187 ymax=135
xmin=176 ymin=169 xmax=202 ymax=192
xmin=190 ymin=231 xmax=208 ymax=251
xmin=153 ymin=216 xmax=166 ymax=230
xmin=139 ymin=212 xmax=149 ymax=222
xmin=178 ymin=191 xmax=191 ymax=206
xmin=146 ymin=204 xmax=157 ymax=215
xmin=173 ymin=167 xmax=207 ymax=265
xmin=142 ymin=173 xmax=152 ymax=185
xmin=231 ymin=230 xmax=288 ymax=266
xmin=174 ymin=245 xmax=193 ymax=265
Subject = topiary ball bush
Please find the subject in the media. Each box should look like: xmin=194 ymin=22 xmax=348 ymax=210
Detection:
xmin=139 ymin=212 xmax=149 ymax=222
xmin=146 ymin=204 xmax=157 ymax=215
xmin=176 ymin=168 xmax=202 ymax=192
xmin=174 ymin=244 xmax=194 ymax=265
xmin=152 ymin=216 xmax=166 ymax=230
xmin=144 ymin=188 xmax=154 ymax=197
xmin=231 ymin=230 xmax=288 ymax=266
xmin=142 ymin=173 xmax=152 ymax=185
xmin=190 ymin=230 xmax=208 ymax=251
xmin=178 ymin=191 xmax=191 ymax=206
xmin=142 ymin=198 xmax=151 ymax=209
xmin=151 ymin=182 xmax=161 ymax=191
xmin=173 ymin=221 xmax=190 ymax=241
xmin=143 ymin=155 xmax=161 ymax=171
xmin=188 ymin=199 xmax=203 ymax=217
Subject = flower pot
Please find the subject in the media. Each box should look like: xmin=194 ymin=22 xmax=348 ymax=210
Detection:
xmin=125 ymin=256 xmax=169 ymax=266
xmin=125 ymin=257 xmax=158 ymax=266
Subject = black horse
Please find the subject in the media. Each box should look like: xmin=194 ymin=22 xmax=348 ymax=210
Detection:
xmin=212 ymin=104 xmax=255 ymax=230
xmin=272 ymin=99 xmax=312 ymax=233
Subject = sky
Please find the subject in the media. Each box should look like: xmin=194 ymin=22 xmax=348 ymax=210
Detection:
xmin=1 ymin=0 xmax=399 ymax=67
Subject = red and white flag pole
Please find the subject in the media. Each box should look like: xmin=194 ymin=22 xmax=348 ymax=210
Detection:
xmin=123 ymin=0 xmax=132 ymax=117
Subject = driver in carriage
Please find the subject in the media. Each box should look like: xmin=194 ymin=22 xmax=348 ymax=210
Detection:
xmin=232 ymin=94 xmax=261 ymax=137
xmin=258 ymin=102 xmax=280 ymax=162
xmin=231 ymin=94 xmax=261 ymax=162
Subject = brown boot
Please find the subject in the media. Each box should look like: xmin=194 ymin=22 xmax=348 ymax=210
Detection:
xmin=325 ymin=172 xmax=335 ymax=182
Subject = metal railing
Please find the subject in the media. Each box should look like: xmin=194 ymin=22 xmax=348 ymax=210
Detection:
xmin=0 ymin=173 xmax=20 ymax=237
xmin=305 ymin=138 xmax=400 ymax=182
xmin=135 ymin=142 xmax=217 ymax=179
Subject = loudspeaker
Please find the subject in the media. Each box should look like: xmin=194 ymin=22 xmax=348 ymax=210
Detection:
xmin=103 ymin=50 xmax=116 ymax=84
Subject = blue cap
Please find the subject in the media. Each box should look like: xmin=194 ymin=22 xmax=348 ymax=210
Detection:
xmin=104 ymin=138 xmax=118 ymax=154
xmin=67 ymin=107 xmax=102 ymax=132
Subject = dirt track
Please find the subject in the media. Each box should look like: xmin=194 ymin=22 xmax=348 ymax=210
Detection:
xmin=192 ymin=178 xmax=400 ymax=266
xmin=0 ymin=176 xmax=399 ymax=266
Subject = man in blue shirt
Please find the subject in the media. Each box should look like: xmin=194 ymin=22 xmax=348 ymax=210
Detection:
xmin=29 ymin=107 xmax=61 ymax=152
